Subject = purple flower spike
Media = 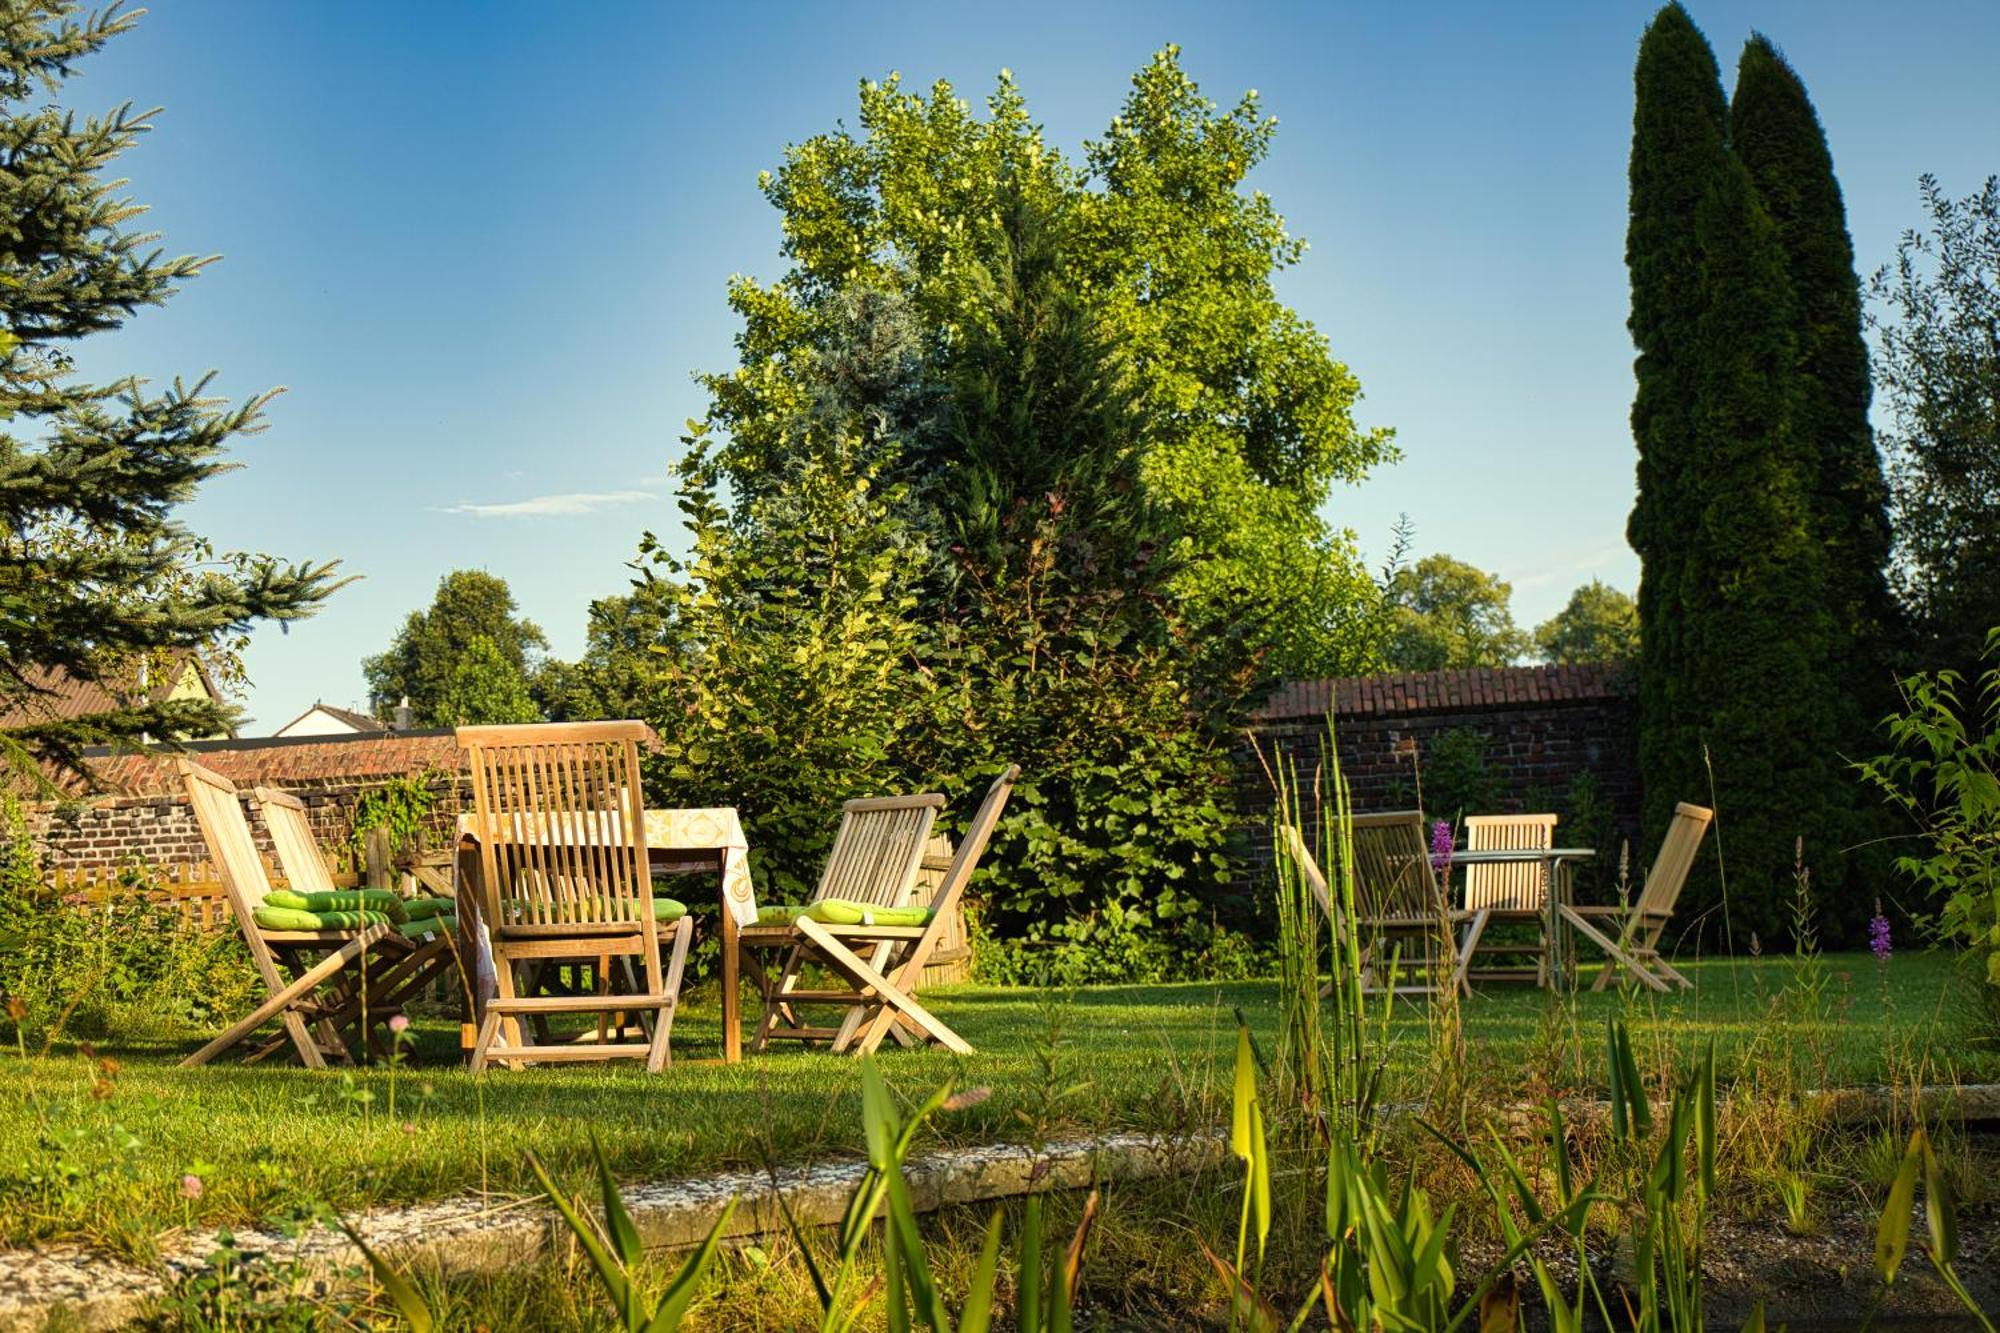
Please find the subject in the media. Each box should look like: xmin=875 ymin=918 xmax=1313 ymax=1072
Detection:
xmin=1430 ymin=820 xmax=1454 ymax=878
xmin=1868 ymin=902 xmax=1892 ymax=964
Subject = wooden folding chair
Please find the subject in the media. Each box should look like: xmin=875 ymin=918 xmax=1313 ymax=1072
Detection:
xmin=1559 ymin=801 xmax=1713 ymax=993
xmin=1458 ymin=813 xmax=1559 ymax=985
xmin=739 ymin=791 xmax=943 ymax=1052
xmin=256 ymin=785 xmax=466 ymax=1048
xmin=744 ymin=766 xmax=1018 ymax=1057
xmin=458 ymin=721 xmax=693 ymax=1073
xmin=1281 ymin=812 xmax=1479 ymax=998
xmin=176 ymin=759 xmax=405 ymax=1069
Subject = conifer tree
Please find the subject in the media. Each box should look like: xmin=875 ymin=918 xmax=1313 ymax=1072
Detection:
xmin=1627 ymin=5 xmax=1840 ymax=941
xmin=1731 ymin=34 xmax=1895 ymax=753
xmin=0 ymin=3 xmax=339 ymax=781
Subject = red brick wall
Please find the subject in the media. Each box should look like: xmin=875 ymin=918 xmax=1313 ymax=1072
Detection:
xmin=1236 ymin=664 xmax=1642 ymax=894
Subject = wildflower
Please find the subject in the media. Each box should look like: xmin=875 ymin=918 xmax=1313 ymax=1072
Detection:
xmin=4 ymin=995 xmax=24 ymax=1023
xmin=1869 ymin=903 xmax=1892 ymax=963
xmin=90 ymin=1079 xmax=113 ymax=1101
xmin=387 ymin=1014 xmax=410 ymax=1034
xmin=1430 ymin=820 xmax=1454 ymax=878
xmin=180 ymin=1174 xmax=204 ymax=1200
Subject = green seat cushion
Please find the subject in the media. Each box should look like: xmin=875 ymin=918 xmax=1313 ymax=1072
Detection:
xmin=757 ymin=899 xmax=934 ymax=928
xmin=398 ymin=914 xmax=458 ymax=940
xmin=402 ymin=896 xmax=457 ymax=919
xmin=254 ymin=905 xmax=392 ymax=933
xmin=265 ymin=888 xmax=407 ymax=923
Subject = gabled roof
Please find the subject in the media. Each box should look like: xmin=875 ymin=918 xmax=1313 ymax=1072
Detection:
xmin=80 ymin=729 xmax=467 ymax=796
xmin=0 ymin=656 xmax=224 ymax=732
xmin=1257 ymin=663 xmax=1632 ymax=722
xmin=274 ymin=701 xmax=389 ymax=735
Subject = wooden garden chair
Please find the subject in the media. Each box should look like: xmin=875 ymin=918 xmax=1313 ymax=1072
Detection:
xmin=176 ymin=759 xmax=405 ymax=1070
xmin=459 ymin=721 xmax=693 ymax=1073
xmin=743 ymin=765 xmax=1018 ymax=1057
xmin=1559 ymin=801 xmax=1712 ymax=993
xmin=1279 ymin=812 xmax=1481 ymax=998
xmin=740 ymin=791 xmax=943 ymax=1053
xmin=1458 ymin=813 xmax=1559 ymax=985
xmin=256 ymin=785 xmax=465 ymax=1048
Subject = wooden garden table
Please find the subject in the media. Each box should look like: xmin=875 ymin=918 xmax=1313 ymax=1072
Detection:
xmin=1446 ymin=846 xmax=1595 ymax=990
xmin=454 ymin=807 xmax=761 ymax=1062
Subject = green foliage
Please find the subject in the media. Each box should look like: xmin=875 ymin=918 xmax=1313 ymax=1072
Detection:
xmin=1731 ymin=36 xmax=1894 ymax=714
xmin=347 ymin=772 xmax=442 ymax=861
xmin=534 ymin=582 xmax=680 ymax=723
xmin=528 ymin=1137 xmax=737 ymax=1332
xmin=1420 ymin=728 xmax=1498 ymax=824
xmin=1533 ymin=579 xmax=1639 ymax=664
xmin=363 ymin=571 xmax=547 ymax=727
xmin=1869 ymin=175 xmax=2000 ymax=678
xmin=0 ymin=866 xmax=257 ymax=1047
xmin=702 ymin=47 xmax=1392 ymax=681
xmin=1381 ymin=553 xmax=1529 ymax=671
xmin=1854 ymin=629 xmax=2000 ymax=989
xmin=1627 ymin=5 xmax=1848 ymax=943
xmin=0 ymin=2 xmax=340 ymax=783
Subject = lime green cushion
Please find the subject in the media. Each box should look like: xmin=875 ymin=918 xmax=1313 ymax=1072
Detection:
xmin=254 ymin=905 xmax=391 ymax=932
xmin=402 ymin=896 xmax=457 ymax=919
xmin=398 ymin=914 xmax=457 ymax=940
xmin=264 ymin=888 xmax=407 ymax=923
xmin=757 ymin=899 xmax=933 ymax=928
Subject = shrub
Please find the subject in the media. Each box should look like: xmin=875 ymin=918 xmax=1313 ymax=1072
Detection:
xmin=1855 ymin=628 xmax=2000 ymax=994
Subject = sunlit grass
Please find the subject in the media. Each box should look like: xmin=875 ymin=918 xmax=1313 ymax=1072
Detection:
xmin=0 ymin=950 xmax=1988 ymax=1257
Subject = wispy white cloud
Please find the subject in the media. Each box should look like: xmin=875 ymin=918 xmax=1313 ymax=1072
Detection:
xmin=443 ymin=489 xmax=655 ymax=519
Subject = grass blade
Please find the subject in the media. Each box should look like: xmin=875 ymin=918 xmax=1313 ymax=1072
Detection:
xmin=594 ymin=1133 xmax=646 ymax=1271
xmin=646 ymin=1197 xmax=739 ymax=1332
xmin=958 ymin=1209 xmax=1005 ymax=1333
xmin=337 ymin=1218 xmax=434 ymax=1333
xmin=1875 ymin=1130 xmax=1923 ymax=1283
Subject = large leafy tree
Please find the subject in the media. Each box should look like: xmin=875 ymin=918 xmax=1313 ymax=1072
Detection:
xmin=1534 ymin=580 xmax=1639 ymax=664
xmin=1731 ymin=33 xmax=1896 ymax=738
xmin=1627 ymin=5 xmax=1843 ymax=942
xmin=363 ymin=570 xmax=546 ymax=726
xmin=704 ymin=49 xmax=1393 ymax=680
xmin=0 ymin=3 xmax=339 ymax=781
xmin=1381 ymin=554 xmax=1529 ymax=672
xmin=1869 ymin=175 xmax=2000 ymax=678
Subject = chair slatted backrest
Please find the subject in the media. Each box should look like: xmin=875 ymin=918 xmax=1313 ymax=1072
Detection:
xmin=457 ymin=721 xmax=653 ymax=927
xmin=814 ymin=794 xmax=945 ymax=908
xmin=1637 ymin=802 xmax=1713 ymax=920
xmin=894 ymin=766 xmax=1017 ymax=975
xmin=1462 ymin=813 xmax=1558 ymax=911
xmin=177 ymin=759 xmax=288 ymax=991
xmin=254 ymin=787 xmax=342 ymax=898
xmin=1348 ymin=811 xmax=1438 ymax=919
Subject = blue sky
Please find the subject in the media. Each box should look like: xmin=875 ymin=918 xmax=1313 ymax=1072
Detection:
xmin=70 ymin=2 xmax=2000 ymax=731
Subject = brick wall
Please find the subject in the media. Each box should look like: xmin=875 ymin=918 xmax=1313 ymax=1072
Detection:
xmin=1236 ymin=664 xmax=1642 ymax=893
xmin=25 ymin=730 xmax=471 ymax=871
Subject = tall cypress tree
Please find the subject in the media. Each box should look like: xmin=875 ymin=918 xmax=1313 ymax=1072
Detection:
xmin=1628 ymin=5 xmax=1839 ymax=942
xmin=0 ymin=5 xmax=339 ymax=782
xmin=1730 ymin=35 xmax=1894 ymax=913
xmin=1627 ymin=3 xmax=1729 ymax=922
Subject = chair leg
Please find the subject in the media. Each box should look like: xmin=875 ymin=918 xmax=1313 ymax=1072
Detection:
xmin=1454 ymin=910 xmax=1490 ymax=996
xmin=797 ymin=920 xmax=971 ymax=1057
xmin=180 ymin=935 xmax=370 ymax=1069
xmin=831 ymin=940 xmax=898 ymax=1053
xmin=1561 ymin=907 xmax=1670 ymax=994
xmin=646 ymin=923 xmax=692 ymax=1073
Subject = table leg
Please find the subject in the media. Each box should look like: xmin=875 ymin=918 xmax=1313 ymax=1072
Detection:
xmin=720 ymin=897 xmax=741 ymax=1063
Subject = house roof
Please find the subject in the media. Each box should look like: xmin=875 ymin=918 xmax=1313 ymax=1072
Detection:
xmin=275 ymin=701 xmax=389 ymax=734
xmin=1257 ymin=663 xmax=1631 ymax=722
xmin=79 ymin=729 xmax=467 ymax=796
xmin=0 ymin=657 xmax=222 ymax=732
xmin=68 ymin=722 xmax=664 ymax=798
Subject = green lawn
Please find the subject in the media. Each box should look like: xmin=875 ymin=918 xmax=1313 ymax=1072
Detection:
xmin=1 ymin=950 xmax=1989 ymax=1259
